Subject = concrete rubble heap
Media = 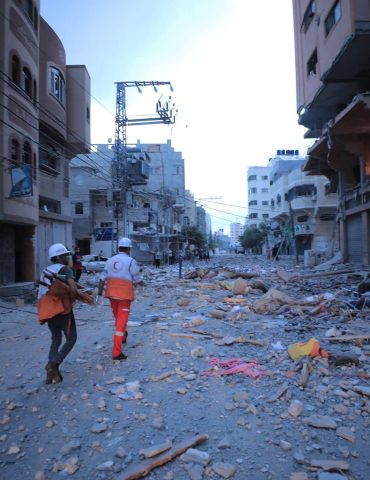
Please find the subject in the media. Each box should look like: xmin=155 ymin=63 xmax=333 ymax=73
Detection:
xmin=0 ymin=254 xmax=369 ymax=479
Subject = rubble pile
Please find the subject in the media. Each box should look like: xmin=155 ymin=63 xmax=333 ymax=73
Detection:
xmin=0 ymin=255 xmax=369 ymax=479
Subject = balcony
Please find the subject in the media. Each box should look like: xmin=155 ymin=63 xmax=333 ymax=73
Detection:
xmin=128 ymin=208 xmax=150 ymax=224
xmin=299 ymin=23 xmax=370 ymax=131
xmin=127 ymin=159 xmax=150 ymax=185
xmin=291 ymin=195 xmax=316 ymax=211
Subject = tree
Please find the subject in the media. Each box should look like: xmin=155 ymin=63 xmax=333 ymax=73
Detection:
xmin=181 ymin=226 xmax=206 ymax=249
xmin=240 ymin=224 xmax=268 ymax=253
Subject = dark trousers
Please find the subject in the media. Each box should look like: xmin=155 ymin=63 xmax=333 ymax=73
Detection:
xmin=47 ymin=312 xmax=77 ymax=364
xmin=74 ymin=269 xmax=82 ymax=283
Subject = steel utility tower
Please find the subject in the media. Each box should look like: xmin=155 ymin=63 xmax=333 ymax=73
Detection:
xmin=113 ymin=81 xmax=176 ymax=241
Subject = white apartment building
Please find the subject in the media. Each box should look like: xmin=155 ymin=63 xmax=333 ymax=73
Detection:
xmin=246 ymin=166 xmax=271 ymax=228
xmin=269 ymin=152 xmax=338 ymax=256
xmin=230 ymin=222 xmax=244 ymax=247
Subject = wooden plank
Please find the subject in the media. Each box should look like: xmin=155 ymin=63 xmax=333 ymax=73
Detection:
xmin=327 ymin=334 xmax=370 ymax=343
xmin=118 ymin=434 xmax=209 ymax=480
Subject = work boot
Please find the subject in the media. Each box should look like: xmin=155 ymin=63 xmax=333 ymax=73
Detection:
xmin=112 ymin=352 xmax=127 ymax=361
xmin=45 ymin=361 xmax=62 ymax=384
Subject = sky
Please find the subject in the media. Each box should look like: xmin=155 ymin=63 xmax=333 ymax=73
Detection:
xmin=40 ymin=0 xmax=313 ymax=235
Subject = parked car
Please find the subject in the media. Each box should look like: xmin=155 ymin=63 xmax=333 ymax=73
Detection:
xmin=81 ymin=255 xmax=108 ymax=273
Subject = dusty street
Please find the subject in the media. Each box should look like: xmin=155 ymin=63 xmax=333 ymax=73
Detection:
xmin=0 ymin=254 xmax=369 ymax=480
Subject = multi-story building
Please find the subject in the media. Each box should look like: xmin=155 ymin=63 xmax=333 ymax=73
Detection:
xmin=230 ymin=222 xmax=244 ymax=247
xmin=0 ymin=0 xmax=40 ymax=284
xmin=37 ymin=19 xmax=90 ymax=272
xmin=293 ymin=0 xmax=370 ymax=264
xmin=0 ymin=1 xmax=90 ymax=284
xmin=269 ymin=151 xmax=338 ymax=255
xmin=214 ymin=228 xmax=230 ymax=251
xmin=183 ymin=190 xmax=198 ymax=228
xmin=246 ymin=165 xmax=271 ymax=228
xmin=70 ymin=140 xmax=187 ymax=262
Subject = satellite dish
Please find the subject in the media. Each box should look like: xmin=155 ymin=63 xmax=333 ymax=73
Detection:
xmin=108 ymin=138 xmax=112 ymax=143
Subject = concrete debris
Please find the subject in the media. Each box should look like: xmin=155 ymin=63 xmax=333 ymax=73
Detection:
xmin=1 ymin=254 xmax=369 ymax=480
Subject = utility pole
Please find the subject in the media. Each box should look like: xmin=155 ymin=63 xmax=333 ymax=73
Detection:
xmin=113 ymin=81 xmax=176 ymax=250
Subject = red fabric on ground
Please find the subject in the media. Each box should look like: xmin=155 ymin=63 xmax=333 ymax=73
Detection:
xmin=200 ymin=357 xmax=265 ymax=379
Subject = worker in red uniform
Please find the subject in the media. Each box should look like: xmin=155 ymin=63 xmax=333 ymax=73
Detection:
xmin=97 ymin=237 xmax=143 ymax=361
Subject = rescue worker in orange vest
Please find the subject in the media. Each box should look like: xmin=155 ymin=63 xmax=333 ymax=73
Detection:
xmin=97 ymin=237 xmax=143 ymax=361
xmin=38 ymin=243 xmax=78 ymax=384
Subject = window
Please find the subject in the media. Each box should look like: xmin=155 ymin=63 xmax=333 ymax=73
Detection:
xmin=249 ymin=213 xmax=258 ymax=219
xmin=143 ymin=202 xmax=150 ymax=208
xmin=325 ymin=1 xmax=341 ymax=36
xmin=39 ymin=196 xmax=61 ymax=214
xmin=262 ymin=188 xmax=269 ymax=193
xmin=10 ymin=139 xmax=20 ymax=165
xmin=75 ymin=202 xmax=83 ymax=214
xmin=23 ymin=141 xmax=31 ymax=165
xmin=307 ymin=49 xmax=318 ymax=76
xmin=32 ymin=153 xmax=37 ymax=180
xmin=49 ymin=67 xmax=65 ymax=104
xmin=297 ymin=215 xmax=309 ymax=223
xmin=39 ymin=145 xmax=59 ymax=174
xmin=249 ymin=200 xmax=257 ymax=206
xmin=86 ymin=106 xmax=90 ymax=123
xmin=262 ymin=176 xmax=268 ymax=180
xmin=23 ymin=0 xmax=33 ymax=20
xmin=248 ymin=174 xmax=257 ymax=181
xmin=301 ymin=0 xmax=316 ymax=33
xmin=262 ymin=200 xmax=269 ymax=206
xmin=11 ymin=55 xmax=20 ymax=85
xmin=33 ymin=6 xmax=38 ymax=31
xmin=249 ymin=187 xmax=257 ymax=194
xmin=277 ymin=194 xmax=282 ymax=204
xmin=33 ymin=79 xmax=37 ymax=102
xmin=22 ymin=67 xmax=32 ymax=96
xmin=262 ymin=213 xmax=269 ymax=219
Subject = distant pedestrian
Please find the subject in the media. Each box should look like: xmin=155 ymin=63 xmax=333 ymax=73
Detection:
xmin=97 ymin=237 xmax=143 ymax=361
xmin=168 ymin=249 xmax=174 ymax=265
xmin=154 ymin=251 xmax=161 ymax=268
xmin=37 ymin=243 xmax=78 ymax=384
xmin=272 ymin=244 xmax=280 ymax=261
xmin=72 ymin=247 xmax=83 ymax=283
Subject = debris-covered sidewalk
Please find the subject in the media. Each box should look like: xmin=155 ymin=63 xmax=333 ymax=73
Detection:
xmin=0 ymin=254 xmax=369 ymax=480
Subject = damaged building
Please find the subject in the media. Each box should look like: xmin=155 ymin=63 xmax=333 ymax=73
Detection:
xmin=292 ymin=0 xmax=370 ymax=265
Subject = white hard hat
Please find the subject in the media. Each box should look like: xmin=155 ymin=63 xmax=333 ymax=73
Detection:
xmin=49 ymin=243 xmax=71 ymax=259
xmin=118 ymin=237 xmax=132 ymax=248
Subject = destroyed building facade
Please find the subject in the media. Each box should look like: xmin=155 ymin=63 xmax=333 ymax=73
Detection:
xmin=293 ymin=0 xmax=370 ymax=265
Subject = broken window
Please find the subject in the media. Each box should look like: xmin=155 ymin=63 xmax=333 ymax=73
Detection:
xmin=307 ymin=49 xmax=318 ymax=76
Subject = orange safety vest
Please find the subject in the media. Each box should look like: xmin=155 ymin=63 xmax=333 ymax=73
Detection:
xmin=104 ymin=278 xmax=134 ymax=301
xmin=38 ymin=278 xmax=73 ymax=323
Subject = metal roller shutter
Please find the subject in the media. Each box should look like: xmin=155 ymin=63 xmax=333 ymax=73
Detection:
xmin=347 ymin=214 xmax=362 ymax=264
